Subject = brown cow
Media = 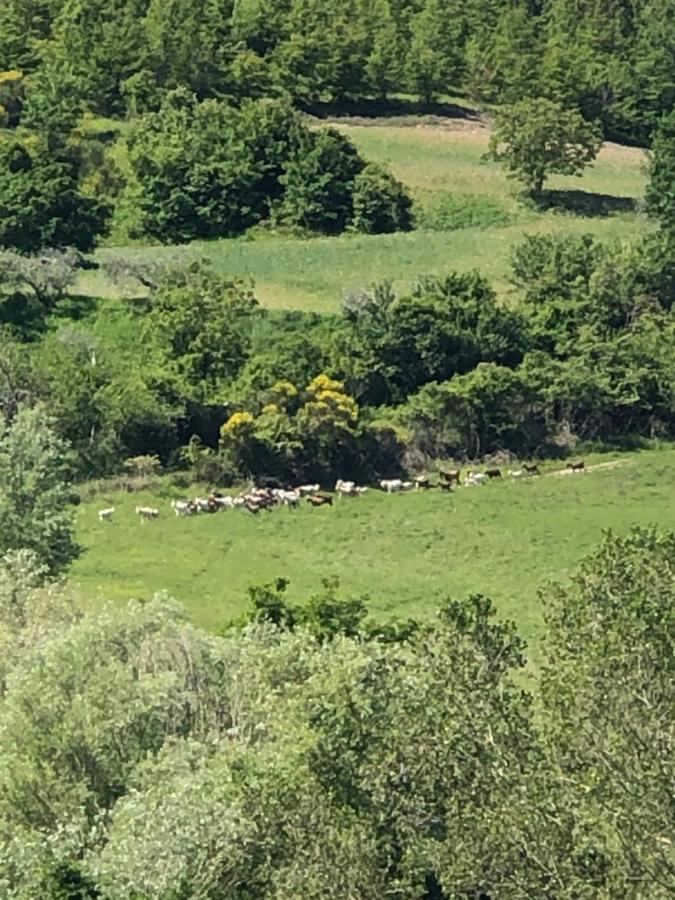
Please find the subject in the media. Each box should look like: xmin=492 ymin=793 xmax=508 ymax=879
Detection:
xmin=438 ymin=481 xmax=454 ymax=492
xmin=484 ymin=467 xmax=502 ymax=479
xmin=414 ymin=476 xmax=432 ymax=490
xmin=566 ymin=459 xmax=585 ymax=472
xmin=523 ymin=462 xmax=540 ymax=475
xmin=306 ymin=494 xmax=333 ymax=507
xmin=439 ymin=468 xmax=461 ymax=485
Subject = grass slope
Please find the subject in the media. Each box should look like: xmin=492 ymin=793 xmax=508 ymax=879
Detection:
xmin=71 ymin=447 xmax=675 ymax=659
xmin=87 ymin=118 xmax=650 ymax=312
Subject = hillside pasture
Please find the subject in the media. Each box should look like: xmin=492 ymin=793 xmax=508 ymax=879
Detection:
xmin=86 ymin=118 xmax=650 ymax=312
xmin=71 ymin=447 xmax=675 ymax=655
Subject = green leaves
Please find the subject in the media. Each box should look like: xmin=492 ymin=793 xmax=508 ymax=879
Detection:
xmin=488 ymin=98 xmax=603 ymax=198
xmin=0 ymin=404 xmax=78 ymax=575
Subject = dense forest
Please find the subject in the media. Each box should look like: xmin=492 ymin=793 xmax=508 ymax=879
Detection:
xmin=0 ymin=1 xmax=673 ymax=897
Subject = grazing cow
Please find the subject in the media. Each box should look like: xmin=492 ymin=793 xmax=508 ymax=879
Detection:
xmin=414 ymin=477 xmax=432 ymax=490
xmin=380 ymin=479 xmax=403 ymax=493
xmin=465 ymin=472 xmax=488 ymax=486
xmin=98 ymin=506 xmax=115 ymax=522
xmin=566 ymin=459 xmax=585 ymax=472
xmin=213 ymin=495 xmax=235 ymax=509
xmin=170 ymin=499 xmax=195 ymax=516
xmin=276 ymin=489 xmax=300 ymax=508
xmin=335 ymin=479 xmax=357 ymax=497
xmin=508 ymin=469 xmax=524 ymax=479
xmin=136 ymin=505 xmax=159 ymax=520
xmin=523 ymin=462 xmax=540 ymax=476
xmin=297 ymin=484 xmax=320 ymax=497
xmin=306 ymin=494 xmax=333 ymax=507
xmin=484 ymin=467 xmax=502 ymax=479
xmin=439 ymin=468 xmax=461 ymax=486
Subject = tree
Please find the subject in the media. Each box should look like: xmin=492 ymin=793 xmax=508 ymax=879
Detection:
xmin=0 ymin=133 xmax=108 ymax=251
xmin=406 ymin=0 xmax=465 ymax=103
xmin=541 ymin=528 xmax=675 ymax=896
xmin=278 ymin=128 xmax=364 ymax=234
xmin=645 ymin=109 xmax=675 ymax=234
xmin=0 ymin=404 xmax=79 ymax=574
xmin=488 ymin=98 xmax=603 ymax=198
xmin=143 ymin=261 xmax=260 ymax=407
xmin=0 ymin=248 xmax=80 ymax=335
xmin=350 ymin=162 xmax=413 ymax=234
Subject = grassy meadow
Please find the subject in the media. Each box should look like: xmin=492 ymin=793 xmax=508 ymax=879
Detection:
xmin=85 ymin=116 xmax=651 ymax=312
xmin=71 ymin=446 xmax=675 ymax=660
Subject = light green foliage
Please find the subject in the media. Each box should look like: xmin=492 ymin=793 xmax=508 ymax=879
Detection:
xmin=142 ymin=261 xmax=260 ymax=405
xmin=488 ymin=98 xmax=603 ymax=197
xmin=0 ymin=405 xmax=79 ymax=575
xmin=541 ymin=527 xmax=675 ymax=895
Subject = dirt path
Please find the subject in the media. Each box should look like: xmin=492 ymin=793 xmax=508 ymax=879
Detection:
xmin=546 ymin=459 xmax=634 ymax=477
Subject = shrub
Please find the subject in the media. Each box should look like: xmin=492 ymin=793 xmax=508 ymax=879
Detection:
xmin=350 ymin=163 xmax=413 ymax=234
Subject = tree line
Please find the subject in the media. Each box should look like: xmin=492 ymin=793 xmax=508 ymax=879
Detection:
xmin=0 ymin=225 xmax=672 ymax=485
xmin=1 ymin=0 xmax=673 ymax=143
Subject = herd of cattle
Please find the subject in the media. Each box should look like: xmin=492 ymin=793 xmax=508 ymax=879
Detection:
xmin=97 ymin=460 xmax=587 ymax=522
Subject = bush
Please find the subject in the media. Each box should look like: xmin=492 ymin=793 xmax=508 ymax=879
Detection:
xmin=350 ymin=163 xmax=413 ymax=234
xmin=416 ymin=194 xmax=513 ymax=232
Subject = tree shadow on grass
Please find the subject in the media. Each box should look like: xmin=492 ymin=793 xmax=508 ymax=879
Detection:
xmin=303 ymin=97 xmax=481 ymax=123
xmin=537 ymin=189 xmax=640 ymax=218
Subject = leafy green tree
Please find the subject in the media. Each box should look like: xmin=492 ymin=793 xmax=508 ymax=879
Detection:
xmin=466 ymin=2 xmax=541 ymax=105
xmin=0 ymin=404 xmax=78 ymax=574
xmin=0 ymin=248 xmax=80 ymax=335
xmin=339 ymin=273 xmax=526 ymax=405
xmin=488 ymin=97 xmax=603 ymax=198
xmin=406 ymin=0 xmax=465 ymax=103
xmin=0 ymin=133 xmax=108 ymax=251
xmin=645 ymin=109 xmax=675 ymax=234
xmin=143 ymin=261 xmax=260 ymax=407
xmin=278 ymin=128 xmax=364 ymax=234
xmin=350 ymin=162 xmax=413 ymax=234
xmin=396 ymin=362 xmax=546 ymax=458
xmin=541 ymin=527 xmax=675 ymax=896
xmin=272 ymin=0 xmax=370 ymax=103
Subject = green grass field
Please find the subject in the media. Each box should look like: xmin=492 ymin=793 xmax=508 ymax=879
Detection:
xmin=71 ymin=447 xmax=675 ymax=660
xmin=85 ymin=118 xmax=650 ymax=312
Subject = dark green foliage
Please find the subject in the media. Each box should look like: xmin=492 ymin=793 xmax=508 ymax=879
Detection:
xmin=0 ymin=134 xmax=108 ymax=252
xmin=126 ymin=92 xmax=410 ymax=242
xmin=339 ymin=273 xmax=527 ymax=406
xmin=645 ymin=109 xmax=675 ymax=234
xmin=350 ymin=162 xmax=414 ymax=234
xmin=278 ymin=128 xmax=364 ymax=234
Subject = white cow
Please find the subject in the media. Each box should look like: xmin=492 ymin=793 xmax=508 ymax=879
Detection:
xmin=380 ymin=479 xmax=403 ymax=493
xmin=170 ymin=499 xmax=194 ymax=516
xmin=98 ymin=506 xmax=115 ymax=522
xmin=400 ymin=481 xmax=415 ymax=491
xmin=465 ymin=473 xmax=488 ymax=486
xmin=297 ymin=484 xmax=320 ymax=497
xmin=335 ymin=479 xmax=359 ymax=497
xmin=136 ymin=505 xmax=159 ymax=519
xmin=213 ymin=495 xmax=235 ymax=509
xmin=508 ymin=469 xmax=524 ymax=479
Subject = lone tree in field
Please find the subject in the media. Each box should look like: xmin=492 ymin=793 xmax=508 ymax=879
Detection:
xmin=488 ymin=98 xmax=602 ymax=199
